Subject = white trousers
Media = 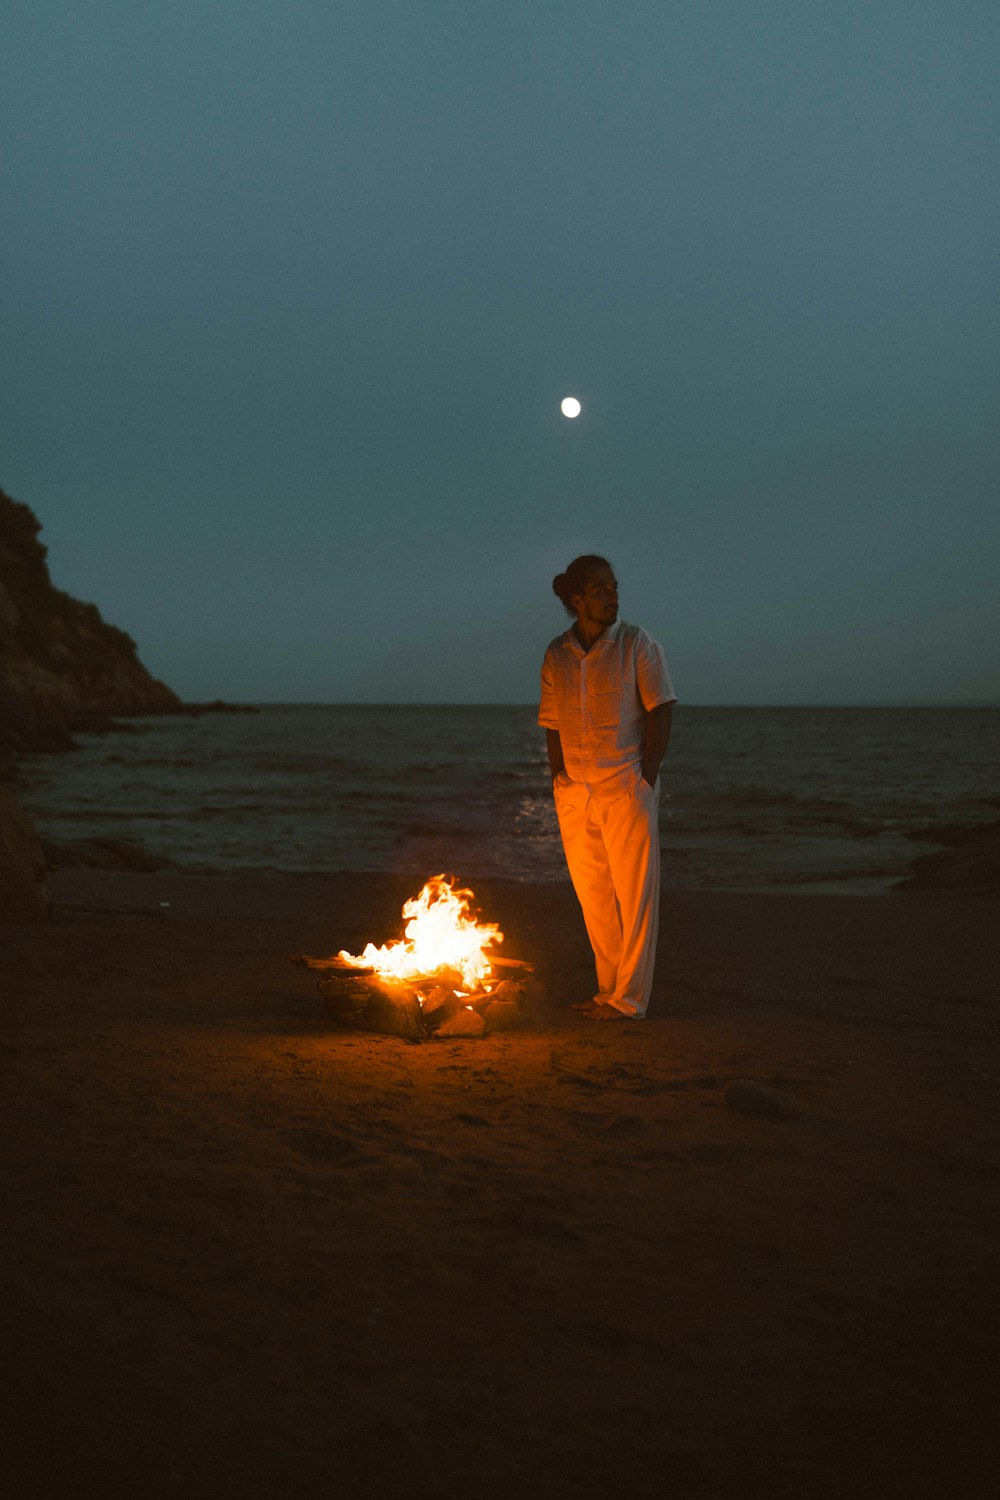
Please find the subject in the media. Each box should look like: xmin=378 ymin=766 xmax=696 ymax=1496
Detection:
xmin=553 ymin=767 xmax=661 ymax=1017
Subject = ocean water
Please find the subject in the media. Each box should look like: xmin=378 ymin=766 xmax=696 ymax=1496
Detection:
xmin=14 ymin=705 xmax=1000 ymax=893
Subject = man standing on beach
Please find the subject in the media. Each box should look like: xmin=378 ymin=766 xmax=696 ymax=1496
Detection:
xmin=539 ymin=555 xmax=676 ymax=1020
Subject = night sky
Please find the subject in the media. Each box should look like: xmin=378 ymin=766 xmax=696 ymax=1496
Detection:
xmin=4 ymin=2 xmax=997 ymax=704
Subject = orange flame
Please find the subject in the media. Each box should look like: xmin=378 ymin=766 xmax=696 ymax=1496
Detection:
xmin=338 ymin=875 xmax=503 ymax=989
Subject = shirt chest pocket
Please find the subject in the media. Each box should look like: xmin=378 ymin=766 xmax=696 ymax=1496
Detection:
xmin=589 ymin=650 xmax=635 ymax=718
xmin=588 ymin=685 xmax=623 ymax=730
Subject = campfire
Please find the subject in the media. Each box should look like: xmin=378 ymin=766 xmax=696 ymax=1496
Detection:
xmin=292 ymin=875 xmax=536 ymax=1040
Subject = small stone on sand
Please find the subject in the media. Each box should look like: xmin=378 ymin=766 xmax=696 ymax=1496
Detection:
xmin=435 ymin=1008 xmax=486 ymax=1038
xmin=483 ymin=999 xmax=519 ymax=1031
xmin=724 ymin=1079 xmax=801 ymax=1118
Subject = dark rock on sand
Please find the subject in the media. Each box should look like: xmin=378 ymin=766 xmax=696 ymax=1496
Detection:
xmin=725 ymin=1079 xmax=801 ymax=1118
xmin=0 ymin=484 xmax=182 ymax=755
xmin=0 ymin=786 xmax=48 ymax=920
xmin=894 ymin=820 xmax=1000 ymax=896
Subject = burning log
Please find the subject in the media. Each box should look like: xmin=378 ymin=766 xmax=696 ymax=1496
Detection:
xmin=292 ymin=875 xmax=539 ymax=1040
xmin=291 ymin=952 xmax=533 ymax=976
xmin=311 ymin=968 xmax=539 ymax=1041
xmin=290 ymin=953 xmax=377 ymax=974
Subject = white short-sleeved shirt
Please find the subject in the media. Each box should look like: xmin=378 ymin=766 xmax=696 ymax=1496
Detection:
xmin=538 ymin=619 xmax=677 ymax=785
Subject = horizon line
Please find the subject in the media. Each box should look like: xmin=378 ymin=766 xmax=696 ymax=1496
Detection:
xmin=184 ymin=699 xmax=1000 ymax=711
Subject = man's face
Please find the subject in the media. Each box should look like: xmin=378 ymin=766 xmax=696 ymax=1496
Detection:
xmin=571 ymin=565 xmax=619 ymax=631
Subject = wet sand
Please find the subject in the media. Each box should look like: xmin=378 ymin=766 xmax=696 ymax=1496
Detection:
xmin=3 ymin=871 xmax=999 ymax=1498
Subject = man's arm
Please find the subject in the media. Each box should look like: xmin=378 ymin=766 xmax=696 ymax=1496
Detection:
xmin=641 ymin=702 xmax=672 ymax=786
xmin=546 ymin=728 xmax=566 ymax=783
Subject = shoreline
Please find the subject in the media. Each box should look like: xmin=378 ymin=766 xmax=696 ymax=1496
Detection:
xmin=15 ymin=701 xmax=1000 ymax=903
xmin=47 ymin=860 xmax=904 ymax=902
xmin=44 ymin=857 xmax=999 ymax=919
xmin=4 ymin=872 xmax=998 ymax=1495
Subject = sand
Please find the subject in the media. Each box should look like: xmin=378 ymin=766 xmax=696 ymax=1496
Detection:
xmin=3 ymin=870 xmax=998 ymax=1498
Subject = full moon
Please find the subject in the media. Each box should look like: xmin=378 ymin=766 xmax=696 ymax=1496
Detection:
xmin=560 ymin=396 xmax=582 ymax=419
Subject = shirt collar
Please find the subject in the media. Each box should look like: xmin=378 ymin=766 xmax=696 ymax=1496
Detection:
xmin=563 ymin=617 xmax=623 ymax=655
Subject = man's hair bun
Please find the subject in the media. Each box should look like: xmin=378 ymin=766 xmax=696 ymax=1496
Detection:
xmin=551 ymin=555 xmax=612 ymax=616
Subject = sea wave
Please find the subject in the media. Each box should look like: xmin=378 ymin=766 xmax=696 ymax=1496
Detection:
xmin=15 ymin=704 xmax=1000 ymax=892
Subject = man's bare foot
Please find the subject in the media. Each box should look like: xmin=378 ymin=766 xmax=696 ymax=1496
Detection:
xmin=586 ymin=1002 xmax=628 ymax=1021
xmin=571 ymin=997 xmax=608 ymax=1013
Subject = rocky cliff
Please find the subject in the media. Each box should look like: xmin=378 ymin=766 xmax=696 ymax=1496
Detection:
xmin=0 ymin=485 xmax=182 ymax=756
